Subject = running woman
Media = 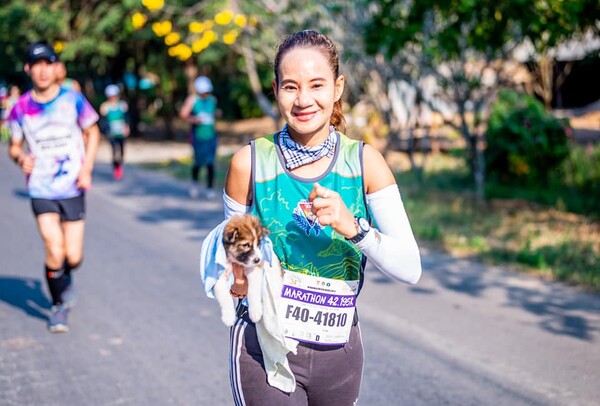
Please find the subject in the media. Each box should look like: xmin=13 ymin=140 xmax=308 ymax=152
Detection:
xmin=222 ymin=30 xmax=422 ymax=405
xmin=7 ymin=41 xmax=100 ymax=333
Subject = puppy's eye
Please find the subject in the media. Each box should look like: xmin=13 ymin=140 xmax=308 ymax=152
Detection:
xmin=240 ymin=242 xmax=251 ymax=249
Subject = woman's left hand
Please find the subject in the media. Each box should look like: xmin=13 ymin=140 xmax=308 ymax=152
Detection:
xmin=230 ymin=263 xmax=248 ymax=298
xmin=309 ymin=182 xmax=357 ymax=239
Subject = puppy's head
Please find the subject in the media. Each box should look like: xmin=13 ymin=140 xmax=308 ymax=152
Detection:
xmin=223 ymin=214 xmax=269 ymax=267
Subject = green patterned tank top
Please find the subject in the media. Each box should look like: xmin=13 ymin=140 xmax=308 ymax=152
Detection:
xmin=251 ymin=132 xmax=368 ymax=282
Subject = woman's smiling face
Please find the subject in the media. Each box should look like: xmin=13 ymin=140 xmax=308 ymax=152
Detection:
xmin=273 ymin=47 xmax=344 ymax=145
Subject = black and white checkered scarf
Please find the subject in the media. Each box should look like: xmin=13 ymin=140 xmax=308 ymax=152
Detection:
xmin=278 ymin=124 xmax=337 ymax=170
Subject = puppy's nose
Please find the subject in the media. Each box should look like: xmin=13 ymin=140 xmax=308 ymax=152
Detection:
xmin=253 ymin=257 xmax=261 ymax=264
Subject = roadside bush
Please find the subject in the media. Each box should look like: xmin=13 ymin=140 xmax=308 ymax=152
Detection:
xmin=485 ymin=89 xmax=570 ymax=186
xmin=560 ymin=144 xmax=600 ymax=215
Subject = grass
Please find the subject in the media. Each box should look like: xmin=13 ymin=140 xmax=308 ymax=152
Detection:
xmin=143 ymin=150 xmax=600 ymax=292
xmin=394 ymin=152 xmax=600 ymax=292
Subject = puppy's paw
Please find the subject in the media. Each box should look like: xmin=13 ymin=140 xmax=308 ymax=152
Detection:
xmin=221 ymin=308 xmax=236 ymax=327
xmin=248 ymin=305 xmax=263 ymax=323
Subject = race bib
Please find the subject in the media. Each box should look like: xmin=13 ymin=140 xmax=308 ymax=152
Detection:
xmin=196 ymin=112 xmax=214 ymax=125
xmin=109 ymin=120 xmax=126 ymax=134
xmin=278 ymin=270 xmax=359 ymax=345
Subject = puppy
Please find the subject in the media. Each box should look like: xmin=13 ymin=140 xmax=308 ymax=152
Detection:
xmin=213 ymin=214 xmax=269 ymax=326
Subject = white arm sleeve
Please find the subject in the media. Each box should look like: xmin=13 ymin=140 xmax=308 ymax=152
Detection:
xmin=223 ymin=190 xmax=250 ymax=219
xmin=355 ymin=184 xmax=422 ymax=284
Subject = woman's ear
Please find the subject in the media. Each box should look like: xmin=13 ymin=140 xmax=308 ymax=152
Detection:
xmin=334 ymin=75 xmax=345 ymax=102
xmin=272 ymin=79 xmax=278 ymax=97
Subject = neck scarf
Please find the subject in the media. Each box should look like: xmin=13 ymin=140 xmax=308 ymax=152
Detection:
xmin=278 ymin=124 xmax=337 ymax=170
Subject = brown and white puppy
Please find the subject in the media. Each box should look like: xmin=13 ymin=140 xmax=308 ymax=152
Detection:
xmin=213 ymin=214 xmax=269 ymax=326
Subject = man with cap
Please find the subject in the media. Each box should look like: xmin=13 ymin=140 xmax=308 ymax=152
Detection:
xmin=179 ymin=75 xmax=222 ymax=199
xmin=100 ymin=84 xmax=130 ymax=180
xmin=7 ymin=41 xmax=101 ymax=333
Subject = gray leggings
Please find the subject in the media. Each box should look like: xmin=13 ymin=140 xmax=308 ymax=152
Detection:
xmin=229 ymin=307 xmax=364 ymax=406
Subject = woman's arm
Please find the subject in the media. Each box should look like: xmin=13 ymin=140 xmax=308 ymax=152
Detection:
xmin=178 ymin=95 xmax=199 ymax=124
xmin=358 ymin=144 xmax=422 ymax=284
xmin=224 ymin=144 xmax=254 ymax=296
xmin=308 ymin=144 xmax=421 ymax=284
xmin=224 ymin=144 xmax=253 ymax=207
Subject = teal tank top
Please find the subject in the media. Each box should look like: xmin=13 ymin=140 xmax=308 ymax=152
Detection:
xmin=191 ymin=95 xmax=217 ymax=141
xmin=104 ymin=101 xmax=127 ymax=138
xmin=251 ymin=132 xmax=368 ymax=282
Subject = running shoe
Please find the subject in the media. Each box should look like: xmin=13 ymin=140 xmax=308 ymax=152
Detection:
xmin=189 ymin=184 xmax=199 ymax=198
xmin=48 ymin=304 xmax=69 ymax=333
xmin=205 ymin=188 xmax=217 ymax=199
xmin=114 ymin=165 xmax=123 ymax=180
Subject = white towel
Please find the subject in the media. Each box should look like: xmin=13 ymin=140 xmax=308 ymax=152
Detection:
xmin=199 ymin=221 xmax=298 ymax=393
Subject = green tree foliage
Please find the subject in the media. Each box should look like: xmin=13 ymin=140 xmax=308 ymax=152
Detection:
xmin=0 ymin=0 xmax=142 ymax=78
xmin=0 ymin=0 xmax=65 ymax=79
xmin=485 ymin=89 xmax=570 ymax=185
xmin=364 ymin=0 xmax=599 ymax=199
xmin=365 ymin=0 xmax=598 ymax=61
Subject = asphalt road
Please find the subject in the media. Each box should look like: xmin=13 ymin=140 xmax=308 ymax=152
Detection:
xmin=1 ymin=143 xmax=599 ymax=406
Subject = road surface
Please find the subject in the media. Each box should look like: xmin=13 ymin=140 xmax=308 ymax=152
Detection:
xmin=1 ymin=142 xmax=599 ymax=405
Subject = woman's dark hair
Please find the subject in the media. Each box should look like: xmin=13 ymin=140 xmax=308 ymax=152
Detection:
xmin=274 ymin=30 xmax=346 ymax=133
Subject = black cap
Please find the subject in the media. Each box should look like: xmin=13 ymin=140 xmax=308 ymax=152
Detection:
xmin=26 ymin=41 xmax=58 ymax=64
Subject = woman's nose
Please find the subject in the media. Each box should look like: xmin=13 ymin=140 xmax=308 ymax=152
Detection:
xmin=294 ymin=88 xmax=312 ymax=107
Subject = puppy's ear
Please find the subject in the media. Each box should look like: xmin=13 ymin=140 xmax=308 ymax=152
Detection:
xmin=223 ymin=229 xmax=238 ymax=245
xmin=250 ymin=215 xmax=269 ymax=237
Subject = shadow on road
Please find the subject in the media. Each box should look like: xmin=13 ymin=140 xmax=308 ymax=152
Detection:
xmin=369 ymin=251 xmax=600 ymax=341
xmin=0 ymin=276 xmax=50 ymax=321
xmin=424 ymin=254 xmax=600 ymax=341
xmin=92 ymin=163 xmax=224 ymax=243
xmin=504 ymin=284 xmax=600 ymax=341
xmin=12 ymin=188 xmax=29 ymax=199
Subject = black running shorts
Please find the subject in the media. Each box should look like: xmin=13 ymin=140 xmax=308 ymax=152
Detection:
xmin=31 ymin=194 xmax=86 ymax=221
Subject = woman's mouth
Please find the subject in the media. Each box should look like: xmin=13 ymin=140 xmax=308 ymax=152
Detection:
xmin=293 ymin=111 xmax=317 ymax=122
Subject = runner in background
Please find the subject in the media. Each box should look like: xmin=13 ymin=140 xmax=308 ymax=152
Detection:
xmin=99 ymin=84 xmax=130 ymax=180
xmin=56 ymin=61 xmax=82 ymax=92
xmin=7 ymin=41 xmax=100 ymax=333
xmin=0 ymin=87 xmax=8 ymax=142
xmin=179 ymin=76 xmax=222 ymax=199
xmin=2 ymin=86 xmax=21 ymax=142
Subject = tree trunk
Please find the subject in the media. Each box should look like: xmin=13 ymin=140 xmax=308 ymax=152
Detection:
xmin=534 ymin=54 xmax=554 ymax=109
xmin=474 ymin=134 xmax=485 ymax=202
xmin=129 ymin=41 xmax=144 ymax=137
xmin=239 ymin=36 xmax=279 ymax=130
xmin=459 ymin=107 xmax=485 ymax=201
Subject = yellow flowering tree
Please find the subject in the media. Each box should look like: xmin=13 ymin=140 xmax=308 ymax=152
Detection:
xmin=129 ymin=0 xmax=279 ymax=120
xmin=132 ymin=2 xmax=256 ymax=63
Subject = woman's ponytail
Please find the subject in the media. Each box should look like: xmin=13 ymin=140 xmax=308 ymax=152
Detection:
xmin=330 ymin=99 xmax=346 ymax=134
